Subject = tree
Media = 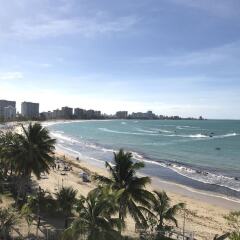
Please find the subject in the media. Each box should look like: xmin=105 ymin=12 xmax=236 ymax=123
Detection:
xmin=0 ymin=207 xmax=19 ymax=239
xmin=0 ymin=131 xmax=19 ymax=177
xmin=94 ymin=149 xmax=154 ymax=228
xmin=56 ymin=186 xmax=77 ymax=229
xmin=151 ymin=191 xmax=184 ymax=233
xmin=12 ymin=123 xmax=56 ymax=200
xmin=21 ymin=200 xmax=34 ymax=236
xmin=62 ymin=187 xmax=123 ymax=240
xmin=14 ymin=123 xmax=56 ymax=178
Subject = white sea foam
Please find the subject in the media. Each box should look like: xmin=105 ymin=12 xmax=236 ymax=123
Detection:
xmin=136 ymin=128 xmax=157 ymax=134
xmin=50 ymin=123 xmax=240 ymax=195
xmin=51 ymin=132 xmax=80 ymax=144
xmin=176 ymin=125 xmax=201 ymax=130
xmin=98 ymin=127 xmax=158 ymax=136
xmin=161 ymin=132 xmax=239 ymax=139
xmin=136 ymin=157 xmax=240 ymax=192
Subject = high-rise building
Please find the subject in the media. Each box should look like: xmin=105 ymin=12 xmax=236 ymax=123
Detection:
xmin=21 ymin=102 xmax=39 ymax=119
xmin=86 ymin=109 xmax=95 ymax=119
xmin=4 ymin=106 xmax=16 ymax=121
xmin=41 ymin=111 xmax=53 ymax=120
xmin=74 ymin=108 xmax=86 ymax=119
xmin=61 ymin=107 xmax=73 ymax=119
xmin=116 ymin=111 xmax=128 ymax=119
xmin=0 ymin=99 xmax=16 ymax=120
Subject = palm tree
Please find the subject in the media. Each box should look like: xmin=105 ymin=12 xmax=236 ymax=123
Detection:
xmin=152 ymin=191 xmax=184 ymax=233
xmin=56 ymin=186 xmax=77 ymax=229
xmin=94 ymin=149 xmax=154 ymax=228
xmin=15 ymin=123 xmax=56 ymax=178
xmin=0 ymin=207 xmax=19 ymax=239
xmin=12 ymin=123 xmax=56 ymax=200
xmin=0 ymin=131 xmax=19 ymax=177
xmin=62 ymin=187 xmax=123 ymax=240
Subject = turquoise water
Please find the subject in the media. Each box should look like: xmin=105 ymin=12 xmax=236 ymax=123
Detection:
xmin=47 ymin=120 xmax=240 ymax=196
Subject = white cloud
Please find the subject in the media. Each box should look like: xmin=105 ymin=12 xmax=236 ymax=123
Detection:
xmin=0 ymin=72 xmax=23 ymax=80
xmin=2 ymin=15 xmax=138 ymax=40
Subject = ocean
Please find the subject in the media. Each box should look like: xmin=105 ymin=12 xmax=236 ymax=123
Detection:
xmin=47 ymin=120 xmax=240 ymax=199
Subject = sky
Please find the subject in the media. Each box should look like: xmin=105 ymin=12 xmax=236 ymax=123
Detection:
xmin=0 ymin=0 xmax=240 ymax=119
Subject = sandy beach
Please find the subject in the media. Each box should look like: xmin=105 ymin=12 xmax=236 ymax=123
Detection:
xmin=33 ymin=149 xmax=239 ymax=240
xmin=1 ymin=122 xmax=239 ymax=239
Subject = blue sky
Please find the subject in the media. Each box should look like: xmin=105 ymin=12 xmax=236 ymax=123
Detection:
xmin=1 ymin=0 xmax=240 ymax=119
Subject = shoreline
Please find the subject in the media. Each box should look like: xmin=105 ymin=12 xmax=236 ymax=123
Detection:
xmin=4 ymin=120 xmax=240 ymax=205
xmin=45 ymin=119 xmax=240 ymax=198
xmin=57 ymin=146 xmax=240 ymax=210
xmin=48 ymin=149 xmax=234 ymax=239
xmin=55 ymin=139 xmax=240 ymax=205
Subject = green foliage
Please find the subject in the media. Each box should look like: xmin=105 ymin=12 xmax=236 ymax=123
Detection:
xmin=152 ymin=191 xmax=184 ymax=232
xmin=230 ymin=232 xmax=240 ymax=240
xmin=225 ymin=211 xmax=240 ymax=239
xmin=225 ymin=211 xmax=240 ymax=230
xmin=0 ymin=207 xmax=19 ymax=239
xmin=0 ymin=123 xmax=56 ymax=202
xmin=56 ymin=186 xmax=77 ymax=228
xmin=94 ymin=149 xmax=154 ymax=228
xmin=14 ymin=123 xmax=56 ymax=178
xmin=21 ymin=201 xmax=34 ymax=235
xmin=62 ymin=187 xmax=123 ymax=240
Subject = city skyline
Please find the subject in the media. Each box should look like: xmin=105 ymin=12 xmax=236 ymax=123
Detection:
xmin=0 ymin=0 xmax=240 ymax=119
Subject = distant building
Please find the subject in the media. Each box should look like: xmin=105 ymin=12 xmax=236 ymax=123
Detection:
xmin=0 ymin=100 xmax=16 ymax=121
xmin=86 ymin=110 xmax=95 ymax=119
xmin=52 ymin=109 xmax=62 ymax=119
xmin=130 ymin=111 xmax=156 ymax=119
xmin=41 ymin=111 xmax=53 ymax=120
xmin=4 ymin=105 xmax=16 ymax=121
xmin=145 ymin=111 xmax=155 ymax=119
xmin=74 ymin=108 xmax=86 ymax=119
xmin=61 ymin=107 xmax=73 ymax=119
xmin=21 ymin=102 xmax=39 ymax=119
xmin=94 ymin=111 xmax=101 ymax=118
xmin=116 ymin=111 xmax=128 ymax=119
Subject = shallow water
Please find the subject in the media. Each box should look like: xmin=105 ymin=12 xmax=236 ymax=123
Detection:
xmin=47 ymin=119 xmax=240 ymax=198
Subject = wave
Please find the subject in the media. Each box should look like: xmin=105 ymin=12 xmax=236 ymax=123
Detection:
xmin=176 ymin=125 xmax=201 ymax=130
xmin=162 ymin=132 xmax=239 ymax=139
xmin=98 ymin=127 xmax=158 ymax=136
xmin=51 ymin=132 xmax=80 ymax=144
xmin=136 ymin=158 xmax=240 ymax=192
xmin=136 ymin=128 xmax=157 ymax=134
xmin=178 ymin=133 xmax=209 ymax=138
xmin=50 ymin=125 xmax=240 ymax=194
xmin=99 ymin=127 xmax=239 ymax=139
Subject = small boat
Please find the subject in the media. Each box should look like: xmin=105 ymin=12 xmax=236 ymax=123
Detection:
xmin=215 ymin=147 xmax=221 ymax=151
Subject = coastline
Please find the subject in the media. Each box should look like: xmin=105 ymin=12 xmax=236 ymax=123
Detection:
xmin=2 ymin=120 xmax=240 ymax=239
xmin=56 ymin=146 xmax=240 ymax=210
xmin=45 ymin=119 xmax=240 ymax=198
xmin=45 ymin=149 xmax=234 ymax=239
xmin=4 ymin=120 xmax=240 ymax=204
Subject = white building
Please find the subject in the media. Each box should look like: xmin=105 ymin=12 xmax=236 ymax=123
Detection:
xmin=21 ymin=102 xmax=39 ymax=119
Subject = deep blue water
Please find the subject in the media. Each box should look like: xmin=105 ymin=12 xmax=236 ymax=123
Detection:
xmin=47 ymin=120 xmax=240 ymax=198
